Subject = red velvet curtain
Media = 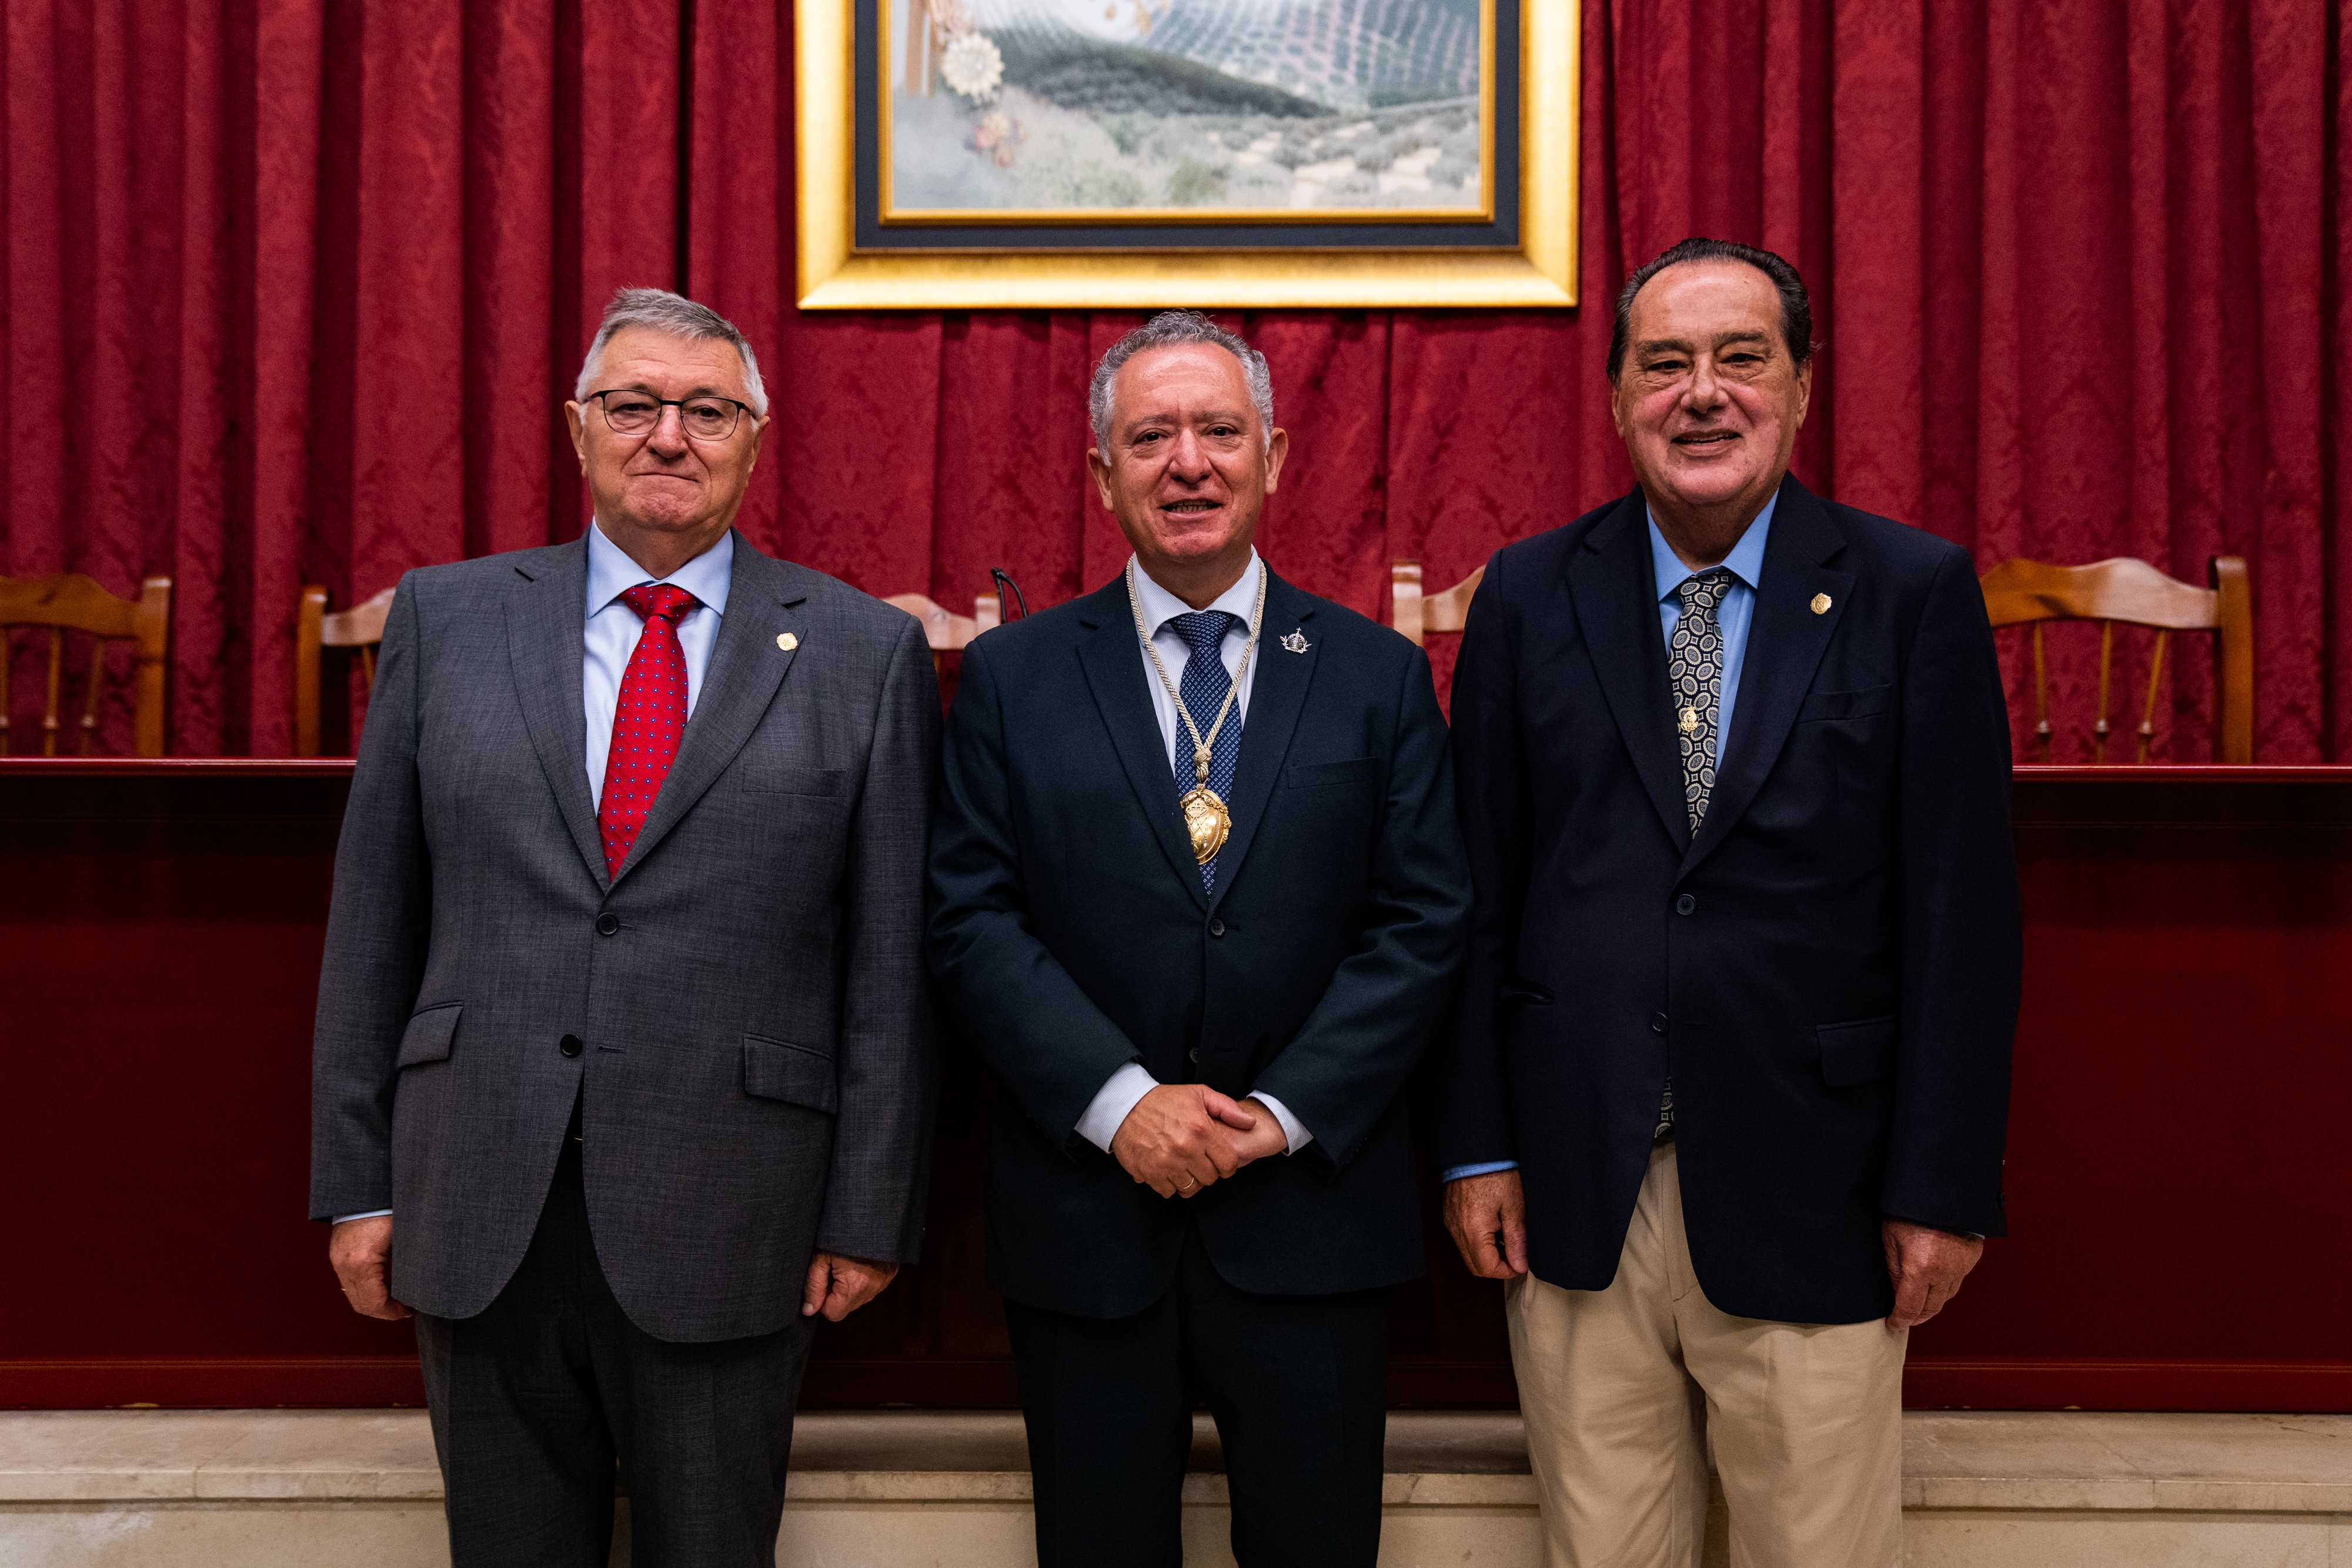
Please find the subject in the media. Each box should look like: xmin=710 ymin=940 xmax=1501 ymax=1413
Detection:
xmin=5 ymin=1 xmax=2344 ymax=761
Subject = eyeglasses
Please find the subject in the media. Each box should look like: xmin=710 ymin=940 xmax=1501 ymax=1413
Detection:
xmin=586 ymin=389 xmax=753 ymax=442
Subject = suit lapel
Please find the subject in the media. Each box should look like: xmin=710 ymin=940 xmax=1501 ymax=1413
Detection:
xmin=1681 ymin=476 xmax=1855 ymax=875
xmin=1205 ymin=573 xmax=1315 ymax=914
xmin=1074 ymin=579 xmax=1212 ymax=912
xmin=1568 ymin=491 xmax=1692 ymax=853
xmin=612 ymin=533 xmax=806 ymax=885
xmin=506 ymin=538 xmax=610 ymax=889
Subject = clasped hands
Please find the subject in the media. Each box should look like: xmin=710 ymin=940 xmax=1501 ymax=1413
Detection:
xmin=1443 ymin=1168 xmax=1985 ymax=1332
xmin=1111 ymin=1084 xmax=1288 ymax=1198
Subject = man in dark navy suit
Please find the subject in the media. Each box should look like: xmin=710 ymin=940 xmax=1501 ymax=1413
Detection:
xmin=1436 ymin=240 xmax=2020 ymax=1568
xmin=929 ymin=310 xmax=1470 ymax=1568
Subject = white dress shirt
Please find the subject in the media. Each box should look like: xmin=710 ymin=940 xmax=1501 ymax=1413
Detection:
xmin=1073 ymin=552 xmax=1312 ymax=1159
xmin=332 ymin=521 xmax=736 ymax=1225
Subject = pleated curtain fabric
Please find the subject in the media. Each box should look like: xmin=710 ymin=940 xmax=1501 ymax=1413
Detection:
xmin=2 ymin=1 xmax=2344 ymax=762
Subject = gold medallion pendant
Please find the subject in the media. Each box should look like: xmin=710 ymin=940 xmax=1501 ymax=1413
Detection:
xmin=1180 ymin=785 xmax=1231 ymax=865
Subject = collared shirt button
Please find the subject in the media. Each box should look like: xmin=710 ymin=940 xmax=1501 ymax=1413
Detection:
xmin=1651 ymin=1012 xmax=1669 ymax=1035
xmin=596 ymin=912 xmax=620 ymax=936
xmin=1208 ymin=918 xmax=1226 ymax=937
xmin=559 ymin=1034 xmax=583 ymax=1058
xmin=1674 ymin=894 xmax=1696 ymax=916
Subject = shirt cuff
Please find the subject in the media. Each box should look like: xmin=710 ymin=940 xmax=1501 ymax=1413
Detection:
xmin=1247 ymin=1092 xmax=1312 ymax=1155
xmin=1442 ymin=1161 xmax=1519 ymax=1182
xmin=332 ymin=1209 xmax=393 ymax=1224
xmin=1076 ymin=1062 xmax=1158 ymax=1153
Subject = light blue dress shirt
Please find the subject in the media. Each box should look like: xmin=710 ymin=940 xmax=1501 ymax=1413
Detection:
xmin=331 ymin=521 xmax=734 ymax=1225
xmin=583 ymin=518 xmax=733 ymax=808
xmin=1442 ymin=497 xmax=1775 ymax=1185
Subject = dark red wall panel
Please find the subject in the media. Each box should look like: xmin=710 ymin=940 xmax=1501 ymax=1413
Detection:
xmin=4 ymin=761 xmax=2347 ymax=1411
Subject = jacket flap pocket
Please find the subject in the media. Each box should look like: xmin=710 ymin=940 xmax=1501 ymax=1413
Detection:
xmin=743 ymin=768 xmax=848 ymax=798
xmin=1797 ymin=684 xmax=1893 ymax=723
xmin=742 ymin=1034 xmax=839 ymax=1115
xmin=1818 ymin=1016 xmax=1897 ymax=1088
xmin=397 ymin=1004 xmax=462 ymax=1068
xmin=1285 ymin=757 xmax=1378 ymax=788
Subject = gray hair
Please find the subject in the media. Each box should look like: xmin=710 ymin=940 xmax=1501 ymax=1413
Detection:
xmin=574 ymin=287 xmax=769 ymax=417
xmin=1089 ymin=310 xmax=1274 ymax=455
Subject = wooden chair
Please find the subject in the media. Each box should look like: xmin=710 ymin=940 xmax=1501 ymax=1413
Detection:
xmin=1978 ymin=555 xmax=2251 ymax=764
xmin=1389 ymin=561 xmax=1485 ymax=646
xmin=882 ymin=590 xmax=1003 ymax=672
xmin=0 ymin=573 xmax=172 ymax=757
xmin=293 ymin=585 xmax=396 ymax=758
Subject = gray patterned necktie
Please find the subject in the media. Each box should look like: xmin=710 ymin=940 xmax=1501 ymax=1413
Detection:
xmin=1658 ymin=567 xmax=1734 ymax=1141
xmin=1668 ymin=568 xmax=1736 ymax=831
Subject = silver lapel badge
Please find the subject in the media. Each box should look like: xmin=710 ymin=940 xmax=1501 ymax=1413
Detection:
xmin=1280 ymin=629 xmax=1311 ymax=654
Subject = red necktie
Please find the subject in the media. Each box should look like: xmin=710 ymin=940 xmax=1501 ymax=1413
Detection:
xmin=597 ymin=583 xmax=700 ymax=878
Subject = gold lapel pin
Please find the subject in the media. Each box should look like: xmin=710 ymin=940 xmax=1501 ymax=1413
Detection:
xmin=1810 ymin=593 xmax=1832 ymax=616
xmin=777 ymin=632 xmax=799 ymax=651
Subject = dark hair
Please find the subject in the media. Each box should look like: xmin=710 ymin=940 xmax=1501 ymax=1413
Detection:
xmin=1606 ymin=238 xmax=1815 ymax=382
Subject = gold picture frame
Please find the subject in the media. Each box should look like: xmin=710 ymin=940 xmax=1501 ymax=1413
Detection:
xmin=795 ymin=0 xmax=1579 ymax=310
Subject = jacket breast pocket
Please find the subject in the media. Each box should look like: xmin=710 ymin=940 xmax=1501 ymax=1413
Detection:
xmin=742 ymin=767 xmax=849 ymax=798
xmin=1285 ymin=757 xmax=1378 ymax=789
xmin=1796 ymin=683 xmax=1892 ymax=724
xmin=1818 ymin=1016 xmax=1897 ymax=1088
xmin=397 ymin=1003 xmax=462 ymax=1069
xmin=743 ymin=1034 xmax=840 ymax=1115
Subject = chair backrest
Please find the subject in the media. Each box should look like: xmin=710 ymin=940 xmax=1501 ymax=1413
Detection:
xmin=1977 ymin=555 xmax=2251 ymax=764
xmin=1389 ymin=561 xmax=1486 ymax=647
xmin=883 ymin=590 xmax=1003 ymax=669
xmin=294 ymin=585 xmax=397 ymax=758
xmin=0 ymin=573 xmax=171 ymax=757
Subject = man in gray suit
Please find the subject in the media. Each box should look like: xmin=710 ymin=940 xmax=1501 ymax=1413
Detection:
xmin=312 ymin=287 xmax=938 ymax=1567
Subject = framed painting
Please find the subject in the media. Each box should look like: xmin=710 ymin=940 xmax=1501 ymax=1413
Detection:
xmin=796 ymin=0 xmax=1578 ymax=308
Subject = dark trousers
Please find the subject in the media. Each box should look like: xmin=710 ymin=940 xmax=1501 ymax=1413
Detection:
xmin=1004 ymin=1225 xmax=1392 ymax=1568
xmin=414 ymin=1135 xmax=815 ymax=1568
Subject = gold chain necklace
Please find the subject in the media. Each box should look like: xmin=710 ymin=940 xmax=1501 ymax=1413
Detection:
xmin=1125 ymin=558 xmax=1267 ymax=865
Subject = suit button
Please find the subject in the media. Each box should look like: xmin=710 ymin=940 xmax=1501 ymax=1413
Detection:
xmin=559 ymin=1034 xmax=583 ymax=1058
xmin=596 ymin=912 xmax=620 ymax=936
xmin=1208 ymin=918 xmax=1226 ymax=937
xmin=1651 ymin=1012 xmax=1669 ymax=1035
xmin=1189 ymin=1048 xmax=1201 ymax=1062
xmin=1674 ymin=894 xmax=1696 ymax=916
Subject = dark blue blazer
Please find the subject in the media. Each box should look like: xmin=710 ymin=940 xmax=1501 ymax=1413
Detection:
xmin=928 ymin=569 xmax=1471 ymax=1319
xmin=1434 ymin=477 xmax=2020 ymax=1326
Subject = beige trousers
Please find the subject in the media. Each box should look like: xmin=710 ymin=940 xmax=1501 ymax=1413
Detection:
xmin=1505 ymin=1141 xmax=1906 ymax=1568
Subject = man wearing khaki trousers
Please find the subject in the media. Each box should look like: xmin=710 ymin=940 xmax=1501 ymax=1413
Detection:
xmin=1434 ymin=239 xmax=2021 ymax=1566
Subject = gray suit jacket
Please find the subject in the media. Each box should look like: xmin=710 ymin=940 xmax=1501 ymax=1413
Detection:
xmin=310 ymin=530 xmax=939 ymax=1343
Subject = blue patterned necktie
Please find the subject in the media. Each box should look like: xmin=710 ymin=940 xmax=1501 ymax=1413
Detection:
xmin=1170 ymin=609 xmax=1242 ymax=892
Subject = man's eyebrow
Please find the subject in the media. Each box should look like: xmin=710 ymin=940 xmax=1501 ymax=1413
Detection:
xmin=1121 ymin=407 xmax=1252 ymax=430
xmin=612 ymin=382 xmax=739 ymax=398
xmin=1633 ymin=330 xmax=1774 ymax=357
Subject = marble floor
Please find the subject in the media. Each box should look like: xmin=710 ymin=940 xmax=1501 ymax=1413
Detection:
xmin=0 ymin=1407 xmax=2345 ymax=1566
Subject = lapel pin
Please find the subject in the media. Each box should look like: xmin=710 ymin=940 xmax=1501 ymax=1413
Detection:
xmin=1280 ymin=629 xmax=1311 ymax=654
xmin=1810 ymin=593 xmax=1832 ymax=616
xmin=777 ymin=632 xmax=799 ymax=651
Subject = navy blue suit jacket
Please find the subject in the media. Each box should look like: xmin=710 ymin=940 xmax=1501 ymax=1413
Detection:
xmin=1434 ymin=477 xmax=2020 ymax=1326
xmin=928 ymin=569 xmax=1471 ymax=1319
